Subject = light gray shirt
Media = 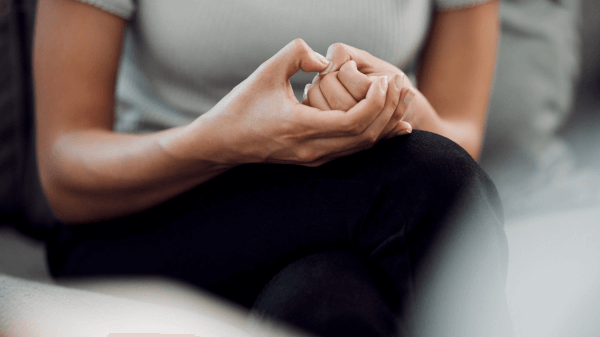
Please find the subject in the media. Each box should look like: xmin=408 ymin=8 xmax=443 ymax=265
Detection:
xmin=77 ymin=0 xmax=489 ymax=134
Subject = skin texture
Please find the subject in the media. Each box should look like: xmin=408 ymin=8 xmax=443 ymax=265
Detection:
xmin=305 ymin=0 xmax=500 ymax=160
xmin=34 ymin=0 xmax=403 ymax=223
xmin=303 ymin=63 xmax=413 ymax=140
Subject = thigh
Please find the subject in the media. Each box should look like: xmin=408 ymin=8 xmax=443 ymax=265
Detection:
xmin=47 ymin=155 xmax=382 ymax=306
xmin=47 ymin=131 xmax=507 ymax=313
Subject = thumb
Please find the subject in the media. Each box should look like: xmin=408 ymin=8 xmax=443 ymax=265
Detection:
xmin=266 ymin=39 xmax=330 ymax=81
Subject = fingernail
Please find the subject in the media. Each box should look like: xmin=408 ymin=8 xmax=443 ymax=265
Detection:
xmin=395 ymin=73 xmax=405 ymax=91
xmin=397 ymin=122 xmax=412 ymax=135
xmin=303 ymin=83 xmax=311 ymax=101
xmin=312 ymin=74 xmax=320 ymax=84
xmin=315 ymin=52 xmax=330 ymax=66
xmin=398 ymin=128 xmax=412 ymax=136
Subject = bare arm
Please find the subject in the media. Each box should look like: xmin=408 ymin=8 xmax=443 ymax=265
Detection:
xmin=416 ymin=0 xmax=499 ymax=159
xmin=35 ymin=0 xmax=400 ymax=224
xmin=34 ymin=0 xmax=232 ymax=223
xmin=306 ymin=0 xmax=500 ymax=160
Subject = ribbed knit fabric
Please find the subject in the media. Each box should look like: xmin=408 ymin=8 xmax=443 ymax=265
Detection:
xmin=76 ymin=0 xmax=491 ymax=134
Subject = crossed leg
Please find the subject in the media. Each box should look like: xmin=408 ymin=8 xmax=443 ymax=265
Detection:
xmin=47 ymin=131 xmax=512 ymax=337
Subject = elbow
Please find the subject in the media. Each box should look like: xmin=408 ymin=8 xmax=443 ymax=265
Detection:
xmin=37 ymin=141 xmax=88 ymax=224
xmin=40 ymin=179 xmax=95 ymax=225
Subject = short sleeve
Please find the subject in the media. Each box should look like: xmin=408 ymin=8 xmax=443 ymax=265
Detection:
xmin=75 ymin=0 xmax=136 ymax=20
xmin=435 ymin=0 xmax=494 ymax=11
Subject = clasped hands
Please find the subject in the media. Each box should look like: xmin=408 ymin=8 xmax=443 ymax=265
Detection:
xmin=191 ymin=39 xmax=425 ymax=167
xmin=303 ymin=45 xmax=415 ymax=140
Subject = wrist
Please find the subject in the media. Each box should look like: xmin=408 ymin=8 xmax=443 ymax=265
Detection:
xmin=158 ymin=121 xmax=238 ymax=174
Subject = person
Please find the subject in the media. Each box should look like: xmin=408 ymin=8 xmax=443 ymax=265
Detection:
xmin=34 ymin=0 xmax=512 ymax=336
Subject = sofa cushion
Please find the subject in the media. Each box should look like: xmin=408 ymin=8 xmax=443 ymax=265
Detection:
xmin=479 ymin=0 xmax=600 ymax=218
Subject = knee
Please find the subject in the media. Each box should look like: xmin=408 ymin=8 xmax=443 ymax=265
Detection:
xmin=354 ymin=131 xmax=504 ymax=253
xmin=387 ymin=131 xmax=506 ymax=265
xmin=363 ymin=130 xmax=508 ymax=278
xmin=377 ymin=131 xmax=502 ymax=218
xmin=383 ymin=131 xmax=483 ymax=184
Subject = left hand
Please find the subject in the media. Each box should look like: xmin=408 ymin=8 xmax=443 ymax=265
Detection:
xmin=304 ymin=43 xmax=430 ymax=135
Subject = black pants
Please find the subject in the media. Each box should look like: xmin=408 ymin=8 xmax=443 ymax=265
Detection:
xmin=47 ymin=131 xmax=512 ymax=337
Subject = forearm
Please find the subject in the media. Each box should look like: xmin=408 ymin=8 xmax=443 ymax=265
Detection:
xmin=36 ymin=32 xmax=369 ymax=224
xmin=414 ymin=0 xmax=499 ymax=161
xmin=41 ymin=124 xmax=234 ymax=224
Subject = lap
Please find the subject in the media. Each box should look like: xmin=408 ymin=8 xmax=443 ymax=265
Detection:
xmin=46 ymin=131 xmax=506 ymax=309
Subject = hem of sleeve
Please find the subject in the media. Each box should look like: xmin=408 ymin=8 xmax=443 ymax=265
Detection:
xmin=75 ymin=0 xmax=134 ymax=19
xmin=435 ymin=0 xmax=496 ymax=11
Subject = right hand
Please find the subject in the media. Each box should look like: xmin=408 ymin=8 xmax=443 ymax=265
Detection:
xmin=181 ymin=39 xmax=403 ymax=167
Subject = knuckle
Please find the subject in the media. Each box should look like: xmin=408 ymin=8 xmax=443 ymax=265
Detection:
xmin=339 ymin=61 xmax=352 ymax=73
xmin=291 ymin=38 xmax=309 ymax=55
xmin=338 ymin=67 xmax=348 ymax=78
xmin=327 ymin=42 xmax=347 ymax=56
xmin=291 ymin=38 xmax=307 ymax=49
